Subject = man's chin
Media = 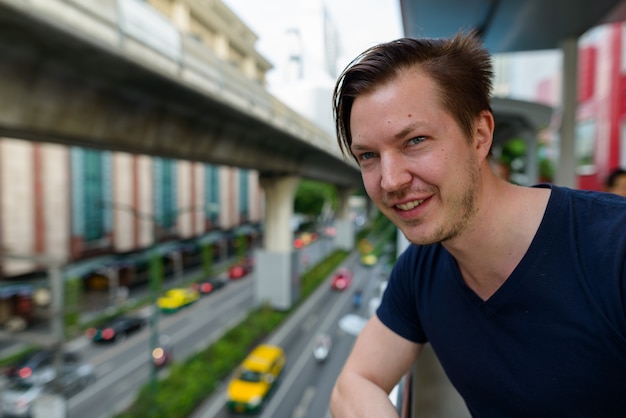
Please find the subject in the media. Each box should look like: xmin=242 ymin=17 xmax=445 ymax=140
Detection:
xmin=401 ymin=230 xmax=439 ymax=246
xmin=399 ymin=220 xmax=450 ymax=245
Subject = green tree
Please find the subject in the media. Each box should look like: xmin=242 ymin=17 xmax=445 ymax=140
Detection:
xmin=294 ymin=180 xmax=337 ymax=218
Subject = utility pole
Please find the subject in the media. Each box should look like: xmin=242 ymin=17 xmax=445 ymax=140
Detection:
xmin=148 ymin=223 xmax=161 ymax=415
xmin=102 ymin=201 xmax=209 ymax=412
xmin=0 ymin=253 xmax=67 ymax=417
xmin=101 ymin=201 xmax=163 ymax=412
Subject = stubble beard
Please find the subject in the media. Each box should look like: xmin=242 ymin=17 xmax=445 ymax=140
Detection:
xmin=397 ymin=156 xmax=480 ymax=246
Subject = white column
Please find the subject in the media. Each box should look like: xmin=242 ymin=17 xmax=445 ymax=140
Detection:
xmin=255 ymin=175 xmax=300 ymax=310
xmin=335 ymin=187 xmax=355 ymax=251
xmin=555 ymin=37 xmax=579 ymax=188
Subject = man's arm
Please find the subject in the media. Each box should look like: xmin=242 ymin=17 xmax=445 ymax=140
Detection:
xmin=330 ymin=315 xmax=422 ymax=417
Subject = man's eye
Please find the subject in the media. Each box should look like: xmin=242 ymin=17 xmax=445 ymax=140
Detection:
xmin=408 ymin=136 xmax=426 ymax=145
xmin=359 ymin=152 xmax=376 ymax=161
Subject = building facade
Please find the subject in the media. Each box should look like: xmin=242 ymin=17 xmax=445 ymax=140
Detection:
xmin=0 ymin=0 xmax=268 ymax=291
xmin=575 ymin=22 xmax=626 ymax=191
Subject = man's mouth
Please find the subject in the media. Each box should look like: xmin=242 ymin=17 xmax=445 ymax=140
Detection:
xmin=395 ymin=199 xmax=425 ymax=211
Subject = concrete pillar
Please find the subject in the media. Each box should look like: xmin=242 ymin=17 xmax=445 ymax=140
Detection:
xmin=555 ymin=37 xmax=578 ymax=189
xmin=255 ymin=175 xmax=300 ymax=310
xmin=335 ymin=187 xmax=355 ymax=251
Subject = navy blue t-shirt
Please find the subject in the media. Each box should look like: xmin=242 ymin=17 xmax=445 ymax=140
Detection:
xmin=377 ymin=184 xmax=626 ymax=417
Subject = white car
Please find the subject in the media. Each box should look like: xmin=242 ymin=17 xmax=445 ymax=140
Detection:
xmin=1 ymin=362 xmax=96 ymax=417
xmin=1 ymin=380 xmax=45 ymax=417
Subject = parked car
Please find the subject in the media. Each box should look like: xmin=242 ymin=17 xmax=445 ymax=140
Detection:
xmin=330 ymin=268 xmax=353 ymax=291
xmin=229 ymin=257 xmax=254 ymax=279
xmin=1 ymin=361 xmax=96 ymax=417
xmin=190 ymin=278 xmax=215 ymax=295
xmin=85 ymin=315 xmax=146 ymax=343
xmin=191 ymin=273 xmax=230 ymax=295
xmin=208 ymin=273 xmax=229 ymax=291
xmin=1 ymin=379 xmax=45 ymax=417
xmin=226 ymin=344 xmax=286 ymax=414
xmin=5 ymin=349 xmax=80 ymax=382
xmin=156 ymin=288 xmax=200 ymax=314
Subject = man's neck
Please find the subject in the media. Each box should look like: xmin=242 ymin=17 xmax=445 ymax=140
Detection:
xmin=442 ymin=182 xmax=551 ymax=300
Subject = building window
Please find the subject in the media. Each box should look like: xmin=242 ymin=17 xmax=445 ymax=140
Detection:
xmin=71 ymin=148 xmax=111 ymax=246
xmin=239 ymin=169 xmax=249 ymax=221
xmin=205 ymin=164 xmax=219 ymax=226
xmin=154 ymin=157 xmax=177 ymax=232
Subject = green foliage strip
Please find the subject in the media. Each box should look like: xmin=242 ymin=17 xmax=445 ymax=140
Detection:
xmin=115 ymin=250 xmax=349 ymax=418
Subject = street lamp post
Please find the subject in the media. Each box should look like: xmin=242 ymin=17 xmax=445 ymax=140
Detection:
xmin=102 ymin=201 xmax=211 ymax=412
xmin=100 ymin=201 xmax=163 ymax=411
xmin=147 ymin=233 xmax=161 ymax=414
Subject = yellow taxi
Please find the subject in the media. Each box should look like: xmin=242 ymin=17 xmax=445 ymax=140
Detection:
xmin=360 ymin=253 xmax=378 ymax=267
xmin=227 ymin=344 xmax=286 ymax=413
xmin=156 ymin=288 xmax=200 ymax=314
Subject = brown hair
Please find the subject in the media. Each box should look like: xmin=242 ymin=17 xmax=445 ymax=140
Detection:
xmin=606 ymin=168 xmax=626 ymax=188
xmin=333 ymin=31 xmax=494 ymax=160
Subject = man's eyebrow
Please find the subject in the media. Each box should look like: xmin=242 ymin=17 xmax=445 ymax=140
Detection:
xmin=395 ymin=122 xmax=420 ymax=140
xmin=350 ymin=122 xmax=426 ymax=152
xmin=351 ymin=143 xmax=368 ymax=151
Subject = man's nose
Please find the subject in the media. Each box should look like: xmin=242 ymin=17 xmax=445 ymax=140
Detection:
xmin=380 ymin=153 xmax=411 ymax=191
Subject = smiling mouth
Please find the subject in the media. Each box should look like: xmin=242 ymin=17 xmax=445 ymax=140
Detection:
xmin=395 ymin=199 xmax=424 ymax=211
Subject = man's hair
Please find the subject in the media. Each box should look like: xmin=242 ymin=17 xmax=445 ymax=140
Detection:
xmin=605 ymin=168 xmax=626 ymax=188
xmin=332 ymin=31 xmax=494 ymax=160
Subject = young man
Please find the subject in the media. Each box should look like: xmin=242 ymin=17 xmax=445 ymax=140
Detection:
xmin=605 ymin=167 xmax=626 ymax=197
xmin=330 ymin=32 xmax=626 ymax=418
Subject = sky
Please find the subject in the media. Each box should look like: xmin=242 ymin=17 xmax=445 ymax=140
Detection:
xmin=221 ymin=0 xmax=562 ymax=106
xmin=222 ymin=0 xmax=403 ymax=89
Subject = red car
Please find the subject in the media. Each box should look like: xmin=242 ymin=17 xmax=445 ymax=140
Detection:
xmin=229 ymin=257 xmax=254 ymax=279
xmin=190 ymin=280 xmax=214 ymax=295
xmin=331 ymin=268 xmax=353 ymax=291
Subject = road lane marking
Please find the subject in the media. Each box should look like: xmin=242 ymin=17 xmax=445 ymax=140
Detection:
xmin=301 ymin=313 xmax=318 ymax=332
xmin=260 ymin=281 xmax=354 ymax=418
xmin=70 ymin=285 xmax=254 ymax=413
xmin=191 ymin=252 xmax=361 ymax=418
xmin=292 ymin=386 xmax=316 ymax=418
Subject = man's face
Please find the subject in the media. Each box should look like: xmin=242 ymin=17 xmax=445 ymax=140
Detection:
xmin=349 ymin=69 xmax=485 ymax=245
xmin=609 ymin=174 xmax=626 ymax=197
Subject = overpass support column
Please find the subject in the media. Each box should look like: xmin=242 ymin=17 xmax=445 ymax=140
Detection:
xmin=335 ymin=187 xmax=355 ymax=251
xmin=555 ymin=37 xmax=578 ymax=188
xmin=255 ymin=175 xmax=301 ymax=310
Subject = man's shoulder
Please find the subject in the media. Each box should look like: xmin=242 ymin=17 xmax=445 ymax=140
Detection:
xmin=539 ymin=183 xmax=626 ymax=214
xmin=539 ymin=184 xmax=626 ymax=247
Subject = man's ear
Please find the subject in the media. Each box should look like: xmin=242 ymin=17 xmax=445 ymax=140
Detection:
xmin=474 ymin=110 xmax=495 ymax=158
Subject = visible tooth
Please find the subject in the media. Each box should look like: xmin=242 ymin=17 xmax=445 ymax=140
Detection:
xmin=396 ymin=200 xmax=423 ymax=211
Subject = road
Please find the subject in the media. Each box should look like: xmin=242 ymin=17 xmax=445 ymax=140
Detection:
xmin=62 ymin=237 xmax=370 ymax=418
xmin=190 ymin=252 xmax=388 ymax=418
xmin=0 ymin=241 xmax=473 ymax=418
xmin=67 ymin=276 xmax=254 ymax=418
xmin=1 ymin=238 xmax=387 ymax=418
